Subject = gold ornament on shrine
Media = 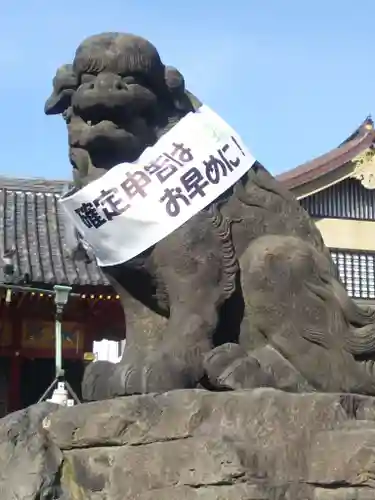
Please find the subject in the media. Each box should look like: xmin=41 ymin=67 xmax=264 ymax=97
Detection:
xmin=351 ymin=148 xmax=375 ymax=190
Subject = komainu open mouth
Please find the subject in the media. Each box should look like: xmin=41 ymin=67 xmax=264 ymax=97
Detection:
xmin=84 ymin=118 xmax=119 ymax=129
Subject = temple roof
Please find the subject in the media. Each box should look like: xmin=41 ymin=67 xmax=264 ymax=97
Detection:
xmin=0 ymin=176 xmax=108 ymax=287
xmin=276 ymin=117 xmax=375 ymax=191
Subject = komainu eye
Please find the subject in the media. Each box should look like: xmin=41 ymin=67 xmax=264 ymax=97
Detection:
xmin=80 ymin=73 xmax=96 ymax=84
xmin=122 ymin=75 xmax=136 ymax=85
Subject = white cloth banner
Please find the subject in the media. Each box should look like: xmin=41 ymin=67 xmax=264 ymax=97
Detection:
xmin=60 ymin=105 xmax=256 ymax=267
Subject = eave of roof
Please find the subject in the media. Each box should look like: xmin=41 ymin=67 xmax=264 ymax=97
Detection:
xmin=0 ymin=177 xmax=109 ymax=287
xmin=276 ymin=117 xmax=375 ymax=190
xmin=0 ymin=176 xmax=70 ymax=194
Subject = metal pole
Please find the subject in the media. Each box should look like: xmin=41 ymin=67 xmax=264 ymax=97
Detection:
xmin=53 ymin=285 xmax=71 ymax=379
xmin=34 ymin=283 xmax=81 ymax=405
xmin=55 ymin=307 xmax=63 ymax=378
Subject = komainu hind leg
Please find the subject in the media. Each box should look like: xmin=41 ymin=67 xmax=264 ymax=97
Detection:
xmin=236 ymin=234 xmax=375 ymax=394
xmin=205 ymin=234 xmax=375 ymax=395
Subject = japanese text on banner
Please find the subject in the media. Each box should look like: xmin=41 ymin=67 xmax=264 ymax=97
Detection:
xmin=73 ymin=136 xmax=246 ymax=227
xmin=60 ymin=105 xmax=256 ymax=266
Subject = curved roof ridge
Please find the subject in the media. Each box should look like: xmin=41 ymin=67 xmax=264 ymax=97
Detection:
xmin=338 ymin=116 xmax=373 ymax=146
xmin=277 ymin=118 xmax=375 ymax=189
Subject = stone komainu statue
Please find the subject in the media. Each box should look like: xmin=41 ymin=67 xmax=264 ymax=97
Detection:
xmin=45 ymin=33 xmax=375 ymax=400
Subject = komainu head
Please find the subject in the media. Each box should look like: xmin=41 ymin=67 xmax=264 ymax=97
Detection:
xmin=44 ymin=32 xmax=200 ymax=185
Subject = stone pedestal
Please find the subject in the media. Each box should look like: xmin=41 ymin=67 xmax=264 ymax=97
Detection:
xmin=2 ymin=389 xmax=375 ymax=499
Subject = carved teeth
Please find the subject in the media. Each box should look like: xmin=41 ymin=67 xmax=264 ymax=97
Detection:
xmin=87 ymin=120 xmax=92 ymax=126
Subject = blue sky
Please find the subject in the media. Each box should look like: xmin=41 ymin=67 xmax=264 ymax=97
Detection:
xmin=3 ymin=0 xmax=375 ymax=179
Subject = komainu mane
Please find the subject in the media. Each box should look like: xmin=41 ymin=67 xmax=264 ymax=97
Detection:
xmin=45 ymin=32 xmax=375 ymax=399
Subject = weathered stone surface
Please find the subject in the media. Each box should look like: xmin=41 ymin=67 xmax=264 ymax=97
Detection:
xmin=3 ymin=389 xmax=375 ymax=498
xmin=126 ymin=484 xmax=275 ymax=499
xmin=308 ymin=429 xmax=375 ymax=486
xmin=313 ymin=488 xmax=375 ymax=500
xmin=0 ymin=402 xmax=61 ymax=499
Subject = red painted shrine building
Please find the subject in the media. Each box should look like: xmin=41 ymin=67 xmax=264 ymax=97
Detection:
xmin=0 ymin=177 xmax=125 ymax=415
xmin=2 ymin=117 xmax=375 ymax=415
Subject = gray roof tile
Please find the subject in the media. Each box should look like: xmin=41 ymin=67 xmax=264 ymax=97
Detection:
xmin=0 ymin=176 xmax=108 ymax=287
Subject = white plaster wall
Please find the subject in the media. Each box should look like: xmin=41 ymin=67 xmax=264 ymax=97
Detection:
xmin=93 ymin=339 xmax=126 ymax=363
xmin=314 ymin=218 xmax=375 ymax=251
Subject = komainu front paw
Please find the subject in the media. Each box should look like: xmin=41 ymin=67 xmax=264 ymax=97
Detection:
xmin=82 ymin=360 xmax=118 ymax=401
xmin=116 ymin=350 xmax=203 ymax=395
xmin=82 ymin=351 xmax=202 ymax=401
xmin=204 ymin=343 xmax=275 ymax=390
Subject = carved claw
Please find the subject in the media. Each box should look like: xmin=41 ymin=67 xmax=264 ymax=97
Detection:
xmin=82 ymin=351 xmax=201 ymax=401
xmin=81 ymin=360 xmax=118 ymax=401
xmin=203 ymin=343 xmax=275 ymax=390
xmin=119 ymin=354 xmax=194 ymax=394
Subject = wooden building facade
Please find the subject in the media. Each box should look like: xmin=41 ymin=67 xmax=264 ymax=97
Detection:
xmin=0 ymin=177 xmax=125 ymax=414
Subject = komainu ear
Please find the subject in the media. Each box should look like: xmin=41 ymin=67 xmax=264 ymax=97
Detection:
xmin=44 ymin=64 xmax=79 ymax=115
xmin=164 ymin=65 xmax=202 ymax=112
xmin=164 ymin=66 xmax=185 ymax=94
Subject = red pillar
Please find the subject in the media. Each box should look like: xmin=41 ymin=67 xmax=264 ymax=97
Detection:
xmin=8 ymin=353 xmax=21 ymax=412
xmin=8 ymin=309 xmax=22 ymax=412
